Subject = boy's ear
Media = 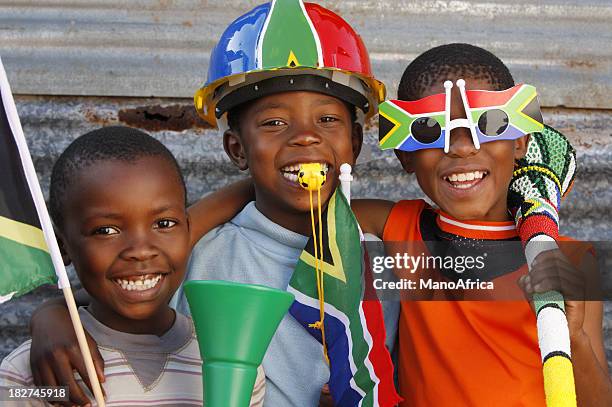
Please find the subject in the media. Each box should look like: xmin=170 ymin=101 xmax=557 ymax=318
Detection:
xmin=55 ymin=229 xmax=71 ymax=266
xmin=223 ymin=129 xmax=248 ymax=171
xmin=514 ymin=134 xmax=530 ymax=160
xmin=351 ymin=123 xmax=363 ymax=163
xmin=394 ymin=150 xmax=415 ymax=173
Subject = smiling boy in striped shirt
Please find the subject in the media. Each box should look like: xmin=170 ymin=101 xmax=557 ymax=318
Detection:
xmin=0 ymin=127 xmax=265 ymax=406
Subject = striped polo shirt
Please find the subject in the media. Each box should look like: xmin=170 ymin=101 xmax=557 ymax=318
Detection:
xmin=0 ymin=307 xmax=265 ymax=406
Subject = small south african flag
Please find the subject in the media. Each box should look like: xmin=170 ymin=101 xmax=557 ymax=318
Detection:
xmin=0 ymin=57 xmax=56 ymax=304
xmin=288 ymin=189 xmax=401 ymax=406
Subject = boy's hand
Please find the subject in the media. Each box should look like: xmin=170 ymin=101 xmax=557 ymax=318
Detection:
xmin=518 ymin=249 xmax=586 ymax=338
xmin=30 ymin=302 xmax=105 ymax=406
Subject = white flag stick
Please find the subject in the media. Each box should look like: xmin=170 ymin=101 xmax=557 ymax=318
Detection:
xmin=339 ymin=163 xmax=366 ymax=242
xmin=0 ymin=58 xmax=105 ymax=407
xmin=339 ymin=163 xmax=353 ymax=204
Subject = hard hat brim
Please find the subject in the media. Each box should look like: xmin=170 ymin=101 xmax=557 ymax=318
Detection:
xmin=195 ymin=67 xmax=385 ymax=127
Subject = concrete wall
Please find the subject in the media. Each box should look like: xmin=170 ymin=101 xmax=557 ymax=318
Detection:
xmin=1 ymin=0 xmax=610 ymax=374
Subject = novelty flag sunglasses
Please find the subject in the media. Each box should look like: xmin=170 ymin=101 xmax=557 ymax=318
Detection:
xmin=379 ymin=79 xmax=544 ymax=153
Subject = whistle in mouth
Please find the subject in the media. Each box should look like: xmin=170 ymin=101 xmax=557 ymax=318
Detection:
xmin=298 ymin=163 xmax=327 ymax=191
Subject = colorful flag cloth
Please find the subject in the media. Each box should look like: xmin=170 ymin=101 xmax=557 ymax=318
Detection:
xmin=0 ymin=59 xmax=56 ymax=303
xmin=288 ymin=189 xmax=401 ymax=407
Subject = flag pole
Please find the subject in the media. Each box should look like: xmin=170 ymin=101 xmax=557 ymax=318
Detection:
xmin=0 ymin=58 xmax=106 ymax=406
xmin=340 ymin=163 xmax=366 ymax=241
xmin=339 ymin=163 xmax=353 ymax=204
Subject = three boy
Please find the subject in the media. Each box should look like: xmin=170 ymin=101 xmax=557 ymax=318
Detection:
xmin=3 ymin=1 xmax=608 ymax=407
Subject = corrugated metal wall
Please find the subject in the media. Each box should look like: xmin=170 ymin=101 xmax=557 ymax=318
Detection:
xmin=1 ymin=0 xmax=611 ymax=372
xmin=1 ymin=0 xmax=611 ymax=108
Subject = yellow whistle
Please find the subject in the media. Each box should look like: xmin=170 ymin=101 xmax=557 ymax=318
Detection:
xmin=298 ymin=163 xmax=326 ymax=191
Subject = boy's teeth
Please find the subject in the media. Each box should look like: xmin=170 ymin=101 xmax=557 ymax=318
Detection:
xmin=115 ymin=274 xmax=162 ymax=291
xmin=454 ymin=183 xmax=472 ymax=189
xmin=445 ymin=171 xmax=486 ymax=183
xmin=282 ymin=173 xmax=299 ymax=182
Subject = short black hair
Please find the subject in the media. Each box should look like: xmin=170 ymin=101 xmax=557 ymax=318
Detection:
xmin=49 ymin=126 xmax=186 ymax=228
xmin=227 ymin=100 xmax=253 ymax=132
xmin=398 ymin=43 xmax=515 ymax=101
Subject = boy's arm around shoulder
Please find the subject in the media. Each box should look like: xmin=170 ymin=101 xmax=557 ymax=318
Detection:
xmin=188 ymin=178 xmax=254 ymax=245
xmin=351 ymin=199 xmax=396 ymax=239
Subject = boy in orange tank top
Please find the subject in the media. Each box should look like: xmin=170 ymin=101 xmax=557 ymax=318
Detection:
xmin=352 ymin=43 xmax=610 ymax=406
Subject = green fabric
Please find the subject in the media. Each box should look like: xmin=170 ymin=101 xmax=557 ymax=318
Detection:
xmin=0 ymin=234 xmax=56 ymax=300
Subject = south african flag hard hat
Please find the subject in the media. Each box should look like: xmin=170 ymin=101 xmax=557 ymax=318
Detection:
xmin=194 ymin=0 xmax=386 ymax=127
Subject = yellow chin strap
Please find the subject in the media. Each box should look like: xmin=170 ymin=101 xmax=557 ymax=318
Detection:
xmin=298 ymin=163 xmax=329 ymax=364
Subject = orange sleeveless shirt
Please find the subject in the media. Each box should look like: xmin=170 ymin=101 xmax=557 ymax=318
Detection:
xmin=383 ymin=200 xmax=590 ymax=407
